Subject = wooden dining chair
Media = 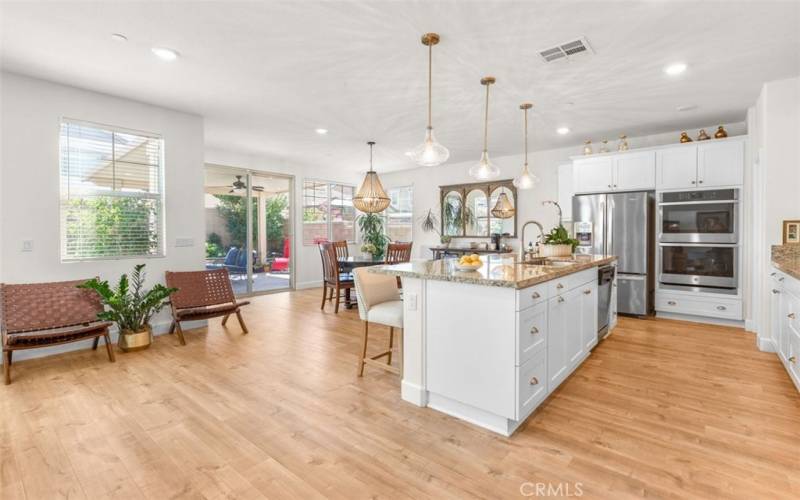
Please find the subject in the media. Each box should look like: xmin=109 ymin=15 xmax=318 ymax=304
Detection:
xmin=353 ymin=267 xmax=403 ymax=376
xmin=319 ymin=242 xmax=353 ymax=313
xmin=384 ymin=242 xmax=413 ymax=264
xmin=333 ymin=240 xmax=349 ymax=259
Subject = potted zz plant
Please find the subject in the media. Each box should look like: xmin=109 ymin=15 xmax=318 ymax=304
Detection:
xmin=541 ymin=225 xmax=579 ymax=258
xmin=79 ymin=264 xmax=177 ymax=352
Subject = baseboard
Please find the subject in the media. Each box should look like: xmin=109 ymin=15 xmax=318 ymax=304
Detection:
xmin=1 ymin=318 xmax=208 ymax=364
xmin=401 ymin=380 xmax=428 ymax=407
xmin=745 ymin=318 xmax=758 ymax=333
xmin=296 ymin=280 xmax=322 ymax=290
xmin=757 ymin=336 xmax=777 ymax=352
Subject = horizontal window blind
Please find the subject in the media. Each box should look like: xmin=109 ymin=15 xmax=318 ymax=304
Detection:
xmin=60 ymin=121 xmax=164 ymax=261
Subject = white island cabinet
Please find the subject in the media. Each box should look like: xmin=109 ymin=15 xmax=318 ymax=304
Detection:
xmin=770 ymin=246 xmax=800 ymax=392
xmin=373 ymin=255 xmax=615 ymax=436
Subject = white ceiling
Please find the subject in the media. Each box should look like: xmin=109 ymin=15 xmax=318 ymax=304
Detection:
xmin=2 ymin=1 xmax=799 ymax=175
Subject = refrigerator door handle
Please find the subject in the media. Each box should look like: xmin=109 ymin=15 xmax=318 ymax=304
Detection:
xmin=606 ymin=197 xmax=614 ymax=258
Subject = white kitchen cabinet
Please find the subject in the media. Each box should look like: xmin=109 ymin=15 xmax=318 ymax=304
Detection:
xmin=770 ymin=268 xmax=800 ymax=392
xmin=572 ymin=157 xmax=614 ymax=194
xmin=580 ymin=282 xmax=599 ymax=352
xmin=656 ymin=145 xmax=697 ymax=190
xmin=565 ymin=288 xmax=584 ymax=369
xmin=547 ymin=292 xmax=570 ymax=390
xmin=613 ymin=152 xmax=656 ymax=191
xmin=698 ymin=140 xmax=744 ymax=187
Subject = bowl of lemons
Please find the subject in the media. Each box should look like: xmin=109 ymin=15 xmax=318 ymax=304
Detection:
xmin=455 ymin=254 xmax=483 ymax=271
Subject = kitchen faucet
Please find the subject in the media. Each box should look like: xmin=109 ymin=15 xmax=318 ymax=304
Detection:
xmin=520 ymin=220 xmax=544 ymax=262
xmin=542 ymin=200 xmax=563 ymax=225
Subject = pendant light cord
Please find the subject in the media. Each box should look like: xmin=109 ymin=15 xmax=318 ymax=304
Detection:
xmin=524 ymin=106 xmax=529 ymax=166
xmin=369 ymin=142 xmax=374 ymax=172
xmin=483 ymin=83 xmax=490 ymax=152
xmin=427 ymin=42 xmax=433 ymax=129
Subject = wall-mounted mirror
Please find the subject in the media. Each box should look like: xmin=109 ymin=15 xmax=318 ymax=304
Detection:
xmin=439 ymin=180 xmax=517 ymax=238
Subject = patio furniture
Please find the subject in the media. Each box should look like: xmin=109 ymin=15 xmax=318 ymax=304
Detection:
xmin=353 ymin=267 xmax=403 ymax=376
xmin=1 ymin=279 xmax=115 ymax=385
xmin=333 ymin=240 xmax=349 ymax=259
xmin=165 ymin=269 xmax=250 ymax=345
xmin=271 ymin=238 xmax=290 ymax=273
xmin=319 ymin=242 xmax=354 ymax=313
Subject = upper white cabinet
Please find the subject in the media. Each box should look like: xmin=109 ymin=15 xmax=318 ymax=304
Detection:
xmin=656 ymin=139 xmax=744 ymax=190
xmin=572 ymin=157 xmax=613 ymax=194
xmin=614 ymin=152 xmax=656 ymax=191
xmin=656 ymin=145 xmax=697 ymax=190
xmin=698 ymin=140 xmax=744 ymax=188
xmin=573 ymin=152 xmax=655 ymax=194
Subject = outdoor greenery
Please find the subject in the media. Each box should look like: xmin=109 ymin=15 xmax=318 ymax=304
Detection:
xmin=358 ymin=213 xmax=389 ymax=260
xmin=64 ymin=197 xmax=158 ymax=259
xmin=205 ymin=232 xmax=224 ymax=258
xmin=213 ymin=194 xmax=288 ymax=255
xmin=543 ymin=225 xmax=580 ymax=250
xmin=78 ymin=264 xmax=176 ymax=333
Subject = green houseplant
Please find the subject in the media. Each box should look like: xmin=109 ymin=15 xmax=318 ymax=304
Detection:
xmin=541 ymin=225 xmax=579 ymax=257
xmin=357 ymin=213 xmax=389 ymax=260
xmin=79 ymin=264 xmax=177 ymax=352
xmin=420 ymin=208 xmax=452 ymax=246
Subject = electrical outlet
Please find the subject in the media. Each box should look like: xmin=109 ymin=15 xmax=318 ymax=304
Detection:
xmin=21 ymin=240 xmax=33 ymax=252
xmin=175 ymin=238 xmax=194 ymax=247
xmin=406 ymin=293 xmax=418 ymax=311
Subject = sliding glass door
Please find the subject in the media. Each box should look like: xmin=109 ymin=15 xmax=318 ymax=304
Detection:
xmin=204 ymin=165 xmax=294 ymax=296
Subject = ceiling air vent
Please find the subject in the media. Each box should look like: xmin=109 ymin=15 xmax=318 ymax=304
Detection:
xmin=538 ymin=37 xmax=594 ymax=63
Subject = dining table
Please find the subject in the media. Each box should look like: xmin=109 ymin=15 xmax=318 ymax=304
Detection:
xmin=337 ymin=255 xmax=385 ymax=308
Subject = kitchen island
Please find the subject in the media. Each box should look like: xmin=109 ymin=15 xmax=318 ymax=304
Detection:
xmin=373 ymin=254 xmax=617 ymax=436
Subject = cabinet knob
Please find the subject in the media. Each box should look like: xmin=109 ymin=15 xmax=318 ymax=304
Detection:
xmin=607 ymin=184 xmax=612 ymax=188
xmin=558 ymin=296 xmax=565 ymax=303
xmin=613 ymin=184 xmax=618 ymax=188
xmin=772 ymin=289 xmax=781 ymax=294
xmin=716 ymin=305 xmax=727 ymax=311
xmin=530 ymin=326 xmax=539 ymax=334
xmin=531 ymin=291 xmax=541 ymax=299
xmin=691 ymin=180 xmax=696 ymax=184
xmin=779 ymin=277 xmax=785 ymax=282
xmin=583 ymin=289 xmax=592 ymax=295
xmin=667 ymin=300 xmax=677 ymax=306
xmin=529 ymin=376 xmax=539 ymax=385
xmin=790 ymin=356 xmax=797 ymax=364
xmin=556 ymin=283 xmax=564 ymax=289
xmin=789 ymin=313 xmax=796 ymax=320
xmin=698 ymin=180 xmax=704 ymax=184
xmin=770 ymin=272 xmax=777 ymax=277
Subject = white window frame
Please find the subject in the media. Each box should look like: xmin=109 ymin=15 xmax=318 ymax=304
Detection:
xmin=302 ymin=178 xmax=356 ymax=245
xmin=59 ymin=118 xmax=166 ymax=262
xmin=383 ymin=185 xmax=414 ymax=242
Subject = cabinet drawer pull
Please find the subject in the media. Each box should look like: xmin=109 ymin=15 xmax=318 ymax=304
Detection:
xmin=770 ymin=272 xmax=777 ymax=277
xmin=558 ymin=296 xmax=565 ymax=303
xmin=531 ymin=291 xmax=541 ymax=299
xmin=583 ymin=289 xmax=591 ymax=295
xmin=716 ymin=305 xmax=727 ymax=311
xmin=772 ymin=289 xmax=781 ymax=294
xmin=556 ymin=283 xmax=564 ymax=289
xmin=691 ymin=180 xmax=696 ymax=184
xmin=779 ymin=277 xmax=785 ymax=282
xmin=530 ymin=326 xmax=539 ymax=334
xmin=789 ymin=356 xmax=797 ymax=364
xmin=529 ymin=376 xmax=539 ymax=385
xmin=789 ymin=313 xmax=796 ymax=320
xmin=698 ymin=180 xmax=704 ymax=184
xmin=667 ymin=300 xmax=677 ymax=306
xmin=607 ymin=184 xmax=612 ymax=188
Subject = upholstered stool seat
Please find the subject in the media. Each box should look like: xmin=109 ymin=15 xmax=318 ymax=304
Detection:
xmin=353 ymin=267 xmax=403 ymax=376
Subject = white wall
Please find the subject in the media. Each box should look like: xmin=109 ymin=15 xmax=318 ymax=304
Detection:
xmin=379 ymin=122 xmax=746 ymax=259
xmin=750 ymin=76 xmax=800 ymax=347
xmin=0 ymin=72 xmax=205 ymax=360
xmin=204 ymin=148 xmax=361 ymax=289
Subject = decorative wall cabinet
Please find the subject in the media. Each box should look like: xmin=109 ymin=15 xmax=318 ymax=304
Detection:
xmin=439 ymin=179 xmax=517 ymax=238
xmin=656 ymin=139 xmax=744 ymax=190
xmin=572 ymin=151 xmax=655 ymax=194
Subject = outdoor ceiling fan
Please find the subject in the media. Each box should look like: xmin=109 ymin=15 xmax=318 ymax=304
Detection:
xmin=228 ymin=175 xmax=264 ymax=193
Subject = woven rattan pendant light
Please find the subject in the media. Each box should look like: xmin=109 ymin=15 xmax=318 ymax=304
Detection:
xmin=353 ymin=141 xmax=390 ymax=213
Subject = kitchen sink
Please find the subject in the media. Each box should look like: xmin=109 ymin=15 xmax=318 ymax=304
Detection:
xmin=521 ymin=257 xmax=577 ymax=267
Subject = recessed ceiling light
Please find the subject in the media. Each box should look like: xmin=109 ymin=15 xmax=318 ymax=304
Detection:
xmin=111 ymin=33 xmax=128 ymax=42
xmin=315 ymin=128 xmax=328 ymax=135
xmin=151 ymin=46 xmax=179 ymax=61
xmin=664 ymin=62 xmax=687 ymax=76
xmin=557 ymin=127 xmax=570 ymax=135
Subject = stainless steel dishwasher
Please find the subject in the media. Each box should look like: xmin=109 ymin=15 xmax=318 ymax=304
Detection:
xmin=597 ymin=265 xmax=616 ymax=342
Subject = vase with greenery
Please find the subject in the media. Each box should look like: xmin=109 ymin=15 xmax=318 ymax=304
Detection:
xmin=357 ymin=213 xmax=389 ymax=260
xmin=78 ymin=264 xmax=177 ymax=352
xmin=541 ymin=225 xmax=579 ymax=257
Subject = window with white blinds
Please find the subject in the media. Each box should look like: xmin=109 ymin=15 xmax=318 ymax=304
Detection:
xmin=59 ymin=120 xmax=165 ymax=261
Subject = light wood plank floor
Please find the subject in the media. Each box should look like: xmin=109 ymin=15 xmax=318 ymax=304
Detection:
xmin=1 ymin=288 xmax=798 ymax=499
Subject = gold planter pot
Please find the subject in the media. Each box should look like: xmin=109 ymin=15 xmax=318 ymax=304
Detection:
xmin=118 ymin=325 xmax=153 ymax=352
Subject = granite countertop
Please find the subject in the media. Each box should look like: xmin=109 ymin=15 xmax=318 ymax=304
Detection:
xmin=371 ymin=254 xmax=617 ymax=289
xmin=772 ymin=245 xmax=800 ymax=281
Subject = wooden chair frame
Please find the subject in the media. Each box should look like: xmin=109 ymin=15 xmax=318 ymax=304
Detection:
xmin=319 ymin=242 xmax=353 ymax=313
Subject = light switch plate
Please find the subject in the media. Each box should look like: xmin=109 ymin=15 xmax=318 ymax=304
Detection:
xmin=175 ymin=238 xmax=194 ymax=247
xmin=22 ymin=240 xmax=33 ymax=252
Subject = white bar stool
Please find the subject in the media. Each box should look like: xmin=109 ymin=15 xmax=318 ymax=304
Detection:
xmin=352 ymin=267 xmax=403 ymax=376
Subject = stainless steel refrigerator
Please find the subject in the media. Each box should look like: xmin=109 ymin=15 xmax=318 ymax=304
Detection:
xmin=572 ymin=191 xmax=654 ymax=316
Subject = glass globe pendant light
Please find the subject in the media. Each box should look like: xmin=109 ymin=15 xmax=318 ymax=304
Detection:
xmin=410 ymin=33 xmax=449 ymax=167
xmin=513 ymin=102 xmax=539 ymax=190
xmin=469 ymin=76 xmax=500 ymax=180
xmin=353 ymin=141 xmax=391 ymax=213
